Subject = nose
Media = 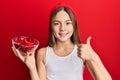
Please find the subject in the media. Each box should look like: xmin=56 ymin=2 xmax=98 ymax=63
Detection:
xmin=60 ymin=23 xmax=66 ymax=31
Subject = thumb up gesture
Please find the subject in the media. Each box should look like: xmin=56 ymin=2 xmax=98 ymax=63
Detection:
xmin=77 ymin=36 xmax=97 ymax=63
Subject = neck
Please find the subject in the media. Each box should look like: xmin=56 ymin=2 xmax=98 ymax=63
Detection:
xmin=54 ymin=40 xmax=74 ymax=49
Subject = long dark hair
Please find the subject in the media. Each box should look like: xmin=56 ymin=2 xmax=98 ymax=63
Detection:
xmin=48 ymin=6 xmax=80 ymax=47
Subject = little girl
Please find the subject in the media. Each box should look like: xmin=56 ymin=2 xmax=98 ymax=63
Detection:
xmin=12 ymin=2 xmax=112 ymax=80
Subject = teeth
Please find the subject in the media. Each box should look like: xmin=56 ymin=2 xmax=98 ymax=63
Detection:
xmin=59 ymin=33 xmax=67 ymax=37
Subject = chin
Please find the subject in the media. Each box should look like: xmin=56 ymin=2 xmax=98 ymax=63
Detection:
xmin=58 ymin=38 xmax=70 ymax=42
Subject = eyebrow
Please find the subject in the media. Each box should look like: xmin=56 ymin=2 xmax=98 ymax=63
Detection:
xmin=53 ymin=20 xmax=71 ymax=23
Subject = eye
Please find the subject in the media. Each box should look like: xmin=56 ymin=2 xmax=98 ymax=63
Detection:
xmin=54 ymin=23 xmax=59 ymax=25
xmin=66 ymin=21 xmax=72 ymax=25
xmin=53 ymin=22 xmax=60 ymax=26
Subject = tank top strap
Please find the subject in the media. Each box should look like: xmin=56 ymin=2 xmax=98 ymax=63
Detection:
xmin=45 ymin=46 xmax=52 ymax=65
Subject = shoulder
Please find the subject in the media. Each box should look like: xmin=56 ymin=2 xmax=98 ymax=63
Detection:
xmin=36 ymin=47 xmax=47 ymax=64
xmin=37 ymin=47 xmax=46 ymax=56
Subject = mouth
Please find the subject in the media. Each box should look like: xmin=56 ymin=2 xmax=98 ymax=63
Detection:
xmin=59 ymin=33 xmax=68 ymax=37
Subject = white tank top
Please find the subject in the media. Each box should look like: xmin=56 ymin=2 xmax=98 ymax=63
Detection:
xmin=45 ymin=45 xmax=84 ymax=80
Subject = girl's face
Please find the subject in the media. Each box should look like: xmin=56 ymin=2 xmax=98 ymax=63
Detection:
xmin=52 ymin=10 xmax=74 ymax=42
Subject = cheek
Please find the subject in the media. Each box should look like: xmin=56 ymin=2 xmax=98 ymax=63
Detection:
xmin=52 ymin=27 xmax=59 ymax=34
xmin=68 ymin=26 xmax=74 ymax=33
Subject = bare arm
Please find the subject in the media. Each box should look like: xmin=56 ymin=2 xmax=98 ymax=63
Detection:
xmin=29 ymin=67 xmax=40 ymax=80
xmin=36 ymin=48 xmax=47 ymax=80
xmin=86 ymin=53 xmax=112 ymax=80
xmin=77 ymin=36 xmax=112 ymax=80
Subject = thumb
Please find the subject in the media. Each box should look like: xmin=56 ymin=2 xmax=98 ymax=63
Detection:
xmin=86 ymin=36 xmax=92 ymax=45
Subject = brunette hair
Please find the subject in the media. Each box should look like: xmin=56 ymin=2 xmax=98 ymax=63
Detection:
xmin=48 ymin=6 xmax=80 ymax=47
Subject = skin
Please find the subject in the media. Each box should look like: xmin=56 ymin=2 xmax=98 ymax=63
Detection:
xmin=12 ymin=10 xmax=112 ymax=80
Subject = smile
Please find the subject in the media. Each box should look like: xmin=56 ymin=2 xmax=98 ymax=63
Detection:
xmin=59 ymin=33 xmax=68 ymax=37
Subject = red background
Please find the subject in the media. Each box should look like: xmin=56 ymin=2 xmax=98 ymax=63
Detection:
xmin=0 ymin=0 xmax=120 ymax=80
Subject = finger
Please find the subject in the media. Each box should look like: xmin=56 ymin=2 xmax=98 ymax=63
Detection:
xmin=11 ymin=46 xmax=18 ymax=56
xmin=12 ymin=46 xmax=24 ymax=61
xmin=26 ymin=52 xmax=30 ymax=58
xmin=77 ymin=52 xmax=86 ymax=64
xmin=77 ymin=47 xmax=81 ymax=53
xmin=77 ymin=51 xmax=81 ymax=57
xmin=77 ymin=52 xmax=85 ymax=63
xmin=77 ymin=44 xmax=81 ymax=47
xmin=32 ymin=51 xmax=35 ymax=57
xmin=86 ymin=36 xmax=92 ymax=45
xmin=28 ymin=51 xmax=34 ymax=56
xmin=77 ymin=44 xmax=82 ymax=48
xmin=16 ymin=49 xmax=24 ymax=62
